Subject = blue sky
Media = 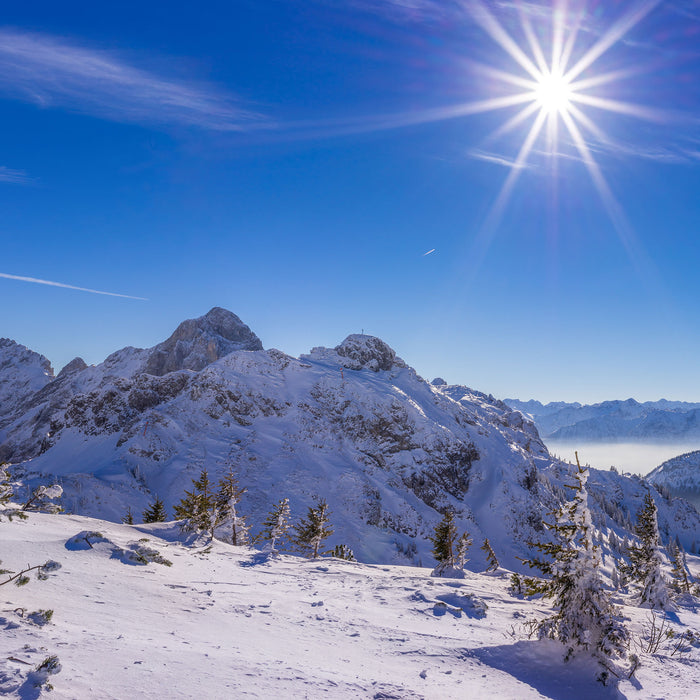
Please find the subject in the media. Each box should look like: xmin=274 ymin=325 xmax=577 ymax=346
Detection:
xmin=1 ymin=0 xmax=700 ymax=403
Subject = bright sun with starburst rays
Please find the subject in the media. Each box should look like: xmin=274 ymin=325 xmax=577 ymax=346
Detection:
xmin=533 ymin=70 xmax=572 ymax=116
xmin=455 ymin=0 xmax=666 ymax=238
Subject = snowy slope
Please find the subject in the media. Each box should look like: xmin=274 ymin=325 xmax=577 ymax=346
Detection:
xmin=2 ymin=511 xmax=700 ymax=700
xmin=2 ymin=308 xmax=699 ymax=569
xmin=0 ymin=339 xmax=54 ymax=426
xmin=648 ymin=451 xmax=700 ymax=511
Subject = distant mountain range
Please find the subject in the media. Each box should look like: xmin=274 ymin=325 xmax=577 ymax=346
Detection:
xmin=505 ymin=398 xmax=700 ymax=442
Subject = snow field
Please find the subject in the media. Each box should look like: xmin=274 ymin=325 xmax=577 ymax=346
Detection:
xmin=2 ymin=512 xmax=700 ymax=699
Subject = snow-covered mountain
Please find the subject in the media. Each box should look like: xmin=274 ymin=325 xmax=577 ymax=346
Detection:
xmin=506 ymin=397 xmax=700 ymax=442
xmin=0 ymin=339 xmax=54 ymax=425
xmin=2 ymin=308 xmax=699 ymax=568
xmin=648 ymin=451 xmax=700 ymax=511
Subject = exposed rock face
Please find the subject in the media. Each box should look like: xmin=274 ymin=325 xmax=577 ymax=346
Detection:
xmin=143 ymin=307 xmax=263 ymax=376
xmin=0 ymin=338 xmax=54 ymax=425
xmin=333 ymin=335 xmax=407 ymax=372
xmin=57 ymin=357 xmax=88 ymax=378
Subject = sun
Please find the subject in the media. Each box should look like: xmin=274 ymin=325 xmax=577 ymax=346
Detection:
xmin=451 ymin=0 xmax=665 ymax=246
xmin=534 ymin=70 xmax=572 ymax=115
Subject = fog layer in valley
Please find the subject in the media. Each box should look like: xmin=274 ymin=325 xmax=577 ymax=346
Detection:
xmin=545 ymin=441 xmax=700 ymax=476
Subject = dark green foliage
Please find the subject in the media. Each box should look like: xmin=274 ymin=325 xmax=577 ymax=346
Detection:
xmin=122 ymin=507 xmax=134 ymax=525
xmin=0 ymin=464 xmax=12 ymax=506
xmin=509 ymin=572 xmax=525 ymax=596
xmin=430 ymin=510 xmax=458 ymax=570
xmin=262 ymin=498 xmax=291 ymax=551
xmin=143 ymin=496 xmax=167 ymax=523
xmin=174 ymin=469 xmax=217 ymax=538
xmin=292 ymin=499 xmax=333 ymax=558
xmin=481 ymin=538 xmax=499 ymax=572
xmin=1 ymin=560 xmax=61 ymax=588
xmin=332 ymin=544 xmax=356 ymax=561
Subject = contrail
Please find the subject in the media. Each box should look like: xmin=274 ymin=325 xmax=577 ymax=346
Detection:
xmin=423 ymin=249 xmax=436 ymax=256
xmin=0 ymin=272 xmax=148 ymax=300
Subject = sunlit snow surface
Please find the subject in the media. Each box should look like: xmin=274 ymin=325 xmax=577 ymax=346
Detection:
xmin=2 ymin=512 xmax=700 ymax=699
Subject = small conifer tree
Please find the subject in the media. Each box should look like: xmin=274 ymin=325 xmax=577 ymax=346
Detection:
xmin=481 ymin=538 xmax=499 ymax=572
xmin=262 ymin=498 xmax=291 ymax=552
xmin=430 ymin=510 xmax=458 ymax=572
xmin=216 ymin=468 xmax=249 ymax=546
xmin=331 ymin=544 xmax=356 ymax=561
xmin=0 ymin=464 xmax=12 ymax=507
xmin=625 ymin=491 xmax=671 ymax=609
xmin=293 ymin=499 xmax=333 ymax=558
xmin=522 ymin=462 xmax=628 ymax=676
xmin=456 ymin=531 xmax=473 ymax=569
xmin=668 ymin=540 xmax=692 ymax=596
xmin=122 ymin=507 xmax=134 ymax=525
xmin=174 ymin=469 xmax=218 ymax=538
xmin=143 ymin=496 xmax=167 ymax=523
xmin=0 ymin=465 xmax=27 ymax=521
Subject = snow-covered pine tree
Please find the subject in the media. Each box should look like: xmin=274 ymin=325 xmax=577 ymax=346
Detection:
xmin=0 ymin=465 xmax=27 ymax=521
xmin=143 ymin=496 xmax=167 ymax=523
xmin=481 ymin=538 xmax=499 ymax=572
xmin=292 ymin=499 xmax=333 ymax=558
xmin=625 ymin=491 xmax=671 ymax=610
xmin=0 ymin=464 xmax=11 ymax=507
xmin=174 ymin=469 xmax=217 ymax=538
xmin=611 ymin=565 xmax=620 ymax=590
xmin=262 ymin=498 xmax=291 ymax=552
xmin=22 ymin=483 xmax=63 ymax=514
xmin=430 ymin=510 xmax=457 ymax=574
xmin=667 ymin=539 xmax=692 ymax=596
xmin=456 ymin=531 xmax=473 ymax=569
xmin=215 ymin=468 xmax=249 ymax=546
xmin=522 ymin=462 xmax=629 ymax=676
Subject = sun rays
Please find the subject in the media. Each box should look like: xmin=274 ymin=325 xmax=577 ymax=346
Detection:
xmin=456 ymin=0 xmax=665 ymax=271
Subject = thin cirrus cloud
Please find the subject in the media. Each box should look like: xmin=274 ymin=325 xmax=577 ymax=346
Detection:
xmin=0 ymin=28 xmax=265 ymax=132
xmin=0 ymin=272 xmax=147 ymax=301
xmin=0 ymin=166 xmax=30 ymax=184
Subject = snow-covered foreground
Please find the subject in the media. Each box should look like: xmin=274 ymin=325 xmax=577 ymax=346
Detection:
xmin=3 ymin=513 xmax=700 ymax=699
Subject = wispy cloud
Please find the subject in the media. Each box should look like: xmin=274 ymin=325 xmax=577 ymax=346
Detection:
xmin=468 ymin=149 xmax=529 ymax=169
xmin=0 ymin=166 xmax=31 ymax=184
xmin=0 ymin=29 xmax=265 ymax=131
xmin=0 ymin=272 xmax=147 ymax=300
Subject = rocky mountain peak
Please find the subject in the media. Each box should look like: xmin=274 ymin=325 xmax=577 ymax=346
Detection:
xmin=57 ymin=357 xmax=88 ymax=378
xmin=143 ymin=307 xmax=263 ymax=376
xmin=0 ymin=338 xmax=55 ymax=425
xmin=334 ymin=334 xmax=407 ymax=372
